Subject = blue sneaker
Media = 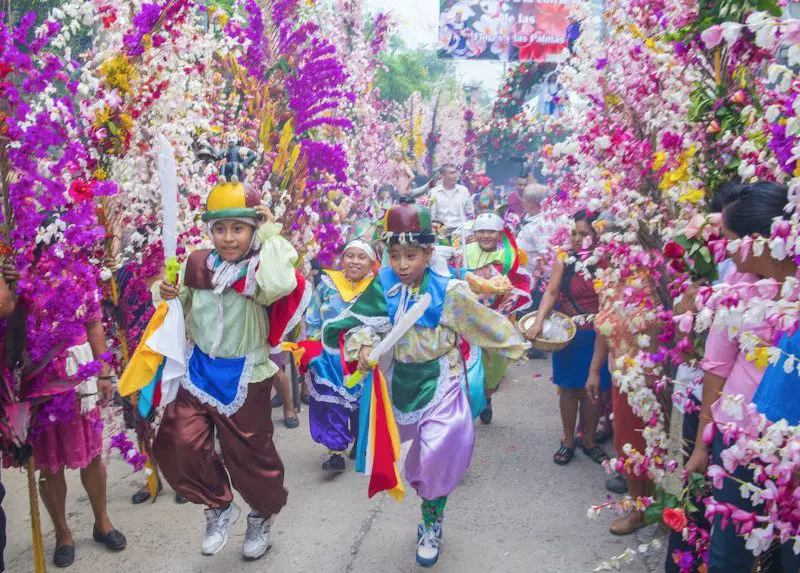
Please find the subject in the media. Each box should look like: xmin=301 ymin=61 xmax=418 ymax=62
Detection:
xmin=416 ymin=522 xmax=442 ymax=567
xmin=417 ymin=522 xmax=444 ymax=541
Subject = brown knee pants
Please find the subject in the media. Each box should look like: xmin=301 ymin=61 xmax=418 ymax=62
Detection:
xmin=154 ymin=379 xmax=287 ymax=516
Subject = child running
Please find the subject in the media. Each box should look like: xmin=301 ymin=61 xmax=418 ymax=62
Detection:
xmin=322 ymin=204 xmax=528 ymax=567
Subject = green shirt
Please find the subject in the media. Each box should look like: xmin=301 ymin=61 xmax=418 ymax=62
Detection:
xmin=152 ymin=222 xmax=298 ymax=382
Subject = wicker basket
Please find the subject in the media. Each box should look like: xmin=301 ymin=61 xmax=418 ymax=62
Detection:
xmin=518 ymin=311 xmax=577 ymax=352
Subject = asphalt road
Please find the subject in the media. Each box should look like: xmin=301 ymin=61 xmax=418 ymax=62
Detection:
xmin=3 ymin=358 xmax=666 ymax=572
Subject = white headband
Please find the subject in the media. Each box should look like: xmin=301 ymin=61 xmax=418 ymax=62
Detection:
xmin=472 ymin=213 xmax=504 ymax=232
xmin=344 ymin=239 xmax=377 ymax=262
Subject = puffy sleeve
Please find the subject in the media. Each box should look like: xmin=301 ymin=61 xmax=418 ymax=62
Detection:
xmin=343 ymin=327 xmax=382 ymax=362
xmin=440 ymin=281 xmax=528 ymax=360
xmin=151 ymin=259 xmax=193 ymax=308
xmin=700 ymin=326 xmax=739 ymax=379
xmin=254 ymin=221 xmax=299 ymax=306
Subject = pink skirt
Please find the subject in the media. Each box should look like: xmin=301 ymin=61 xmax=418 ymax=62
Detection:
xmin=33 ymin=405 xmax=103 ymax=474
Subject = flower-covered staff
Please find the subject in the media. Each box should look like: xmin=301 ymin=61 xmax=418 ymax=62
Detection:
xmin=463 ymin=212 xmax=533 ymax=424
xmin=149 ymin=180 xmax=310 ymax=561
xmin=304 ymin=238 xmax=377 ymax=472
xmin=322 ymin=204 xmax=528 ymax=568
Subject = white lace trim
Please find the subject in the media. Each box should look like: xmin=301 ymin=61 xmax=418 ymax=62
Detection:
xmin=319 ymin=305 xmax=391 ymax=355
xmin=308 ymin=382 xmax=359 ymax=411
xmin=390 ymin=353 xmax=454 ymax=426
xmin=181 ymin=343 xmax=259 ymax=416
xmin=281 ymin=277 xmax=313 ymax=339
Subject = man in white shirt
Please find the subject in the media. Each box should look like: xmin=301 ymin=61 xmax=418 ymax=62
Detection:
xmin=429 ymin=164 xmax=474 ymax=235
xmin=516 ymin=184 xmax=551 ymax=274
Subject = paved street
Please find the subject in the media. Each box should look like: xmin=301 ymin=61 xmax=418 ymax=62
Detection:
xmin=4 ymin=359 xmax=666 ymax=572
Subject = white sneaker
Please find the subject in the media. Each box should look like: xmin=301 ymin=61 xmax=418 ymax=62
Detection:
xmin=201 ymin=502 xmax=240 ymax=556
xmin=416 ymin=522 xmax=442 ymax=567
xmin=242 ymin=513 xmax=275 ymax=560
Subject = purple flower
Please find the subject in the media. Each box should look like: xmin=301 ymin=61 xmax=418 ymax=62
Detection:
xmin=595 ymin=57 xmax=608 ymax=70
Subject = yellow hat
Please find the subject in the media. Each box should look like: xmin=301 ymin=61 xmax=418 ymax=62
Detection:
xmin=201 ymin=181 xmax=260 ymax=222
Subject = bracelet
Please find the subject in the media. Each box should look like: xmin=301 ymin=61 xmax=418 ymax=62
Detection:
xmin=97 ymin=375 xmax=113 ymax=380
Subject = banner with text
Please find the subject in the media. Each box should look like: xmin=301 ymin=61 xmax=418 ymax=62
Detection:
xmin=437 ymin=0 xmax=575 ymax=62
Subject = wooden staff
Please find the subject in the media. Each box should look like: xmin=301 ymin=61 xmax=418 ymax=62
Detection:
xmin=26 ymin=458 xmax=46 ymax=573
xmin=98 ymin=198 xmax=160 ymax=500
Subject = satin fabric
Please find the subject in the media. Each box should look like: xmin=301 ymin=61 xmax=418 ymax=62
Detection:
xmin=308 ymin=390 xmax=358 ymax=452
xmin=399 ymin=377 xmax=474 ymax=500
xmin=154 ymin=380 xmax=287 ymax=516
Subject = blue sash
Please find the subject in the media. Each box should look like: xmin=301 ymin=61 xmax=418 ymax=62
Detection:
xmin=183 ymin=345 xmax=252 ymax=416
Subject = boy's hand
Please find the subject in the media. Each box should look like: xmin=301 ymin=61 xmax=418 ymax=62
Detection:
xmin=159 ymin=280 xmax=180 ymax=301
xmin=255 ymin=205 xmax=275 ymax=226
xmin=357 ymin=345 xmax=373 ymax=373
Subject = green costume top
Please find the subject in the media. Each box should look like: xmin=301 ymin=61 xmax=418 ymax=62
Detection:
xmin=322 ymin=267 xmax=527 ymax=424
xmin=152 ymin=222 xmax=299 ymax=382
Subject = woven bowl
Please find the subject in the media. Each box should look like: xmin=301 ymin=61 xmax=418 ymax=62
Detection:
xmin=518 ymin=311 xmax=577 ymax=352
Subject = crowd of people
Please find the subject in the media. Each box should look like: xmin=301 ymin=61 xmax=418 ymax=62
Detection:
xmin=2 ymin=155 xmax=799 ymax=573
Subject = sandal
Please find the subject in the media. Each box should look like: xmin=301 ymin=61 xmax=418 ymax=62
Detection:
xmin=553 ymin=443 xmax=575 ymax=465
xmin=283 ymin=416 xmax=299 ymax=429
xmin=582 ymin=444 xmax=610 ymax=465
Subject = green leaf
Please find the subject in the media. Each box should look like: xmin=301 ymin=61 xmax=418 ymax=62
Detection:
xmin=689 ymin=472 xmax=708 ymax=492
xmin=107 ymin=121 xmax=119 ymax=136
xmin=698 ymin=246 xmax=712 ymax=264
xmin=643 ymin=502 xmax=664 ymax=526
xmin=675 ymin=235 xmax=691 ymax=249
xmin=756 ymin=0 xmax=782 ymax=17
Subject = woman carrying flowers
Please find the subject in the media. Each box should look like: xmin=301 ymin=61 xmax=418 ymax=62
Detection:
xmin=2 ymin=215 xmax=127 ymax=568
xmin=525 ymin=210 xmax=611 ymax=466
xmin=684 ymin=181 xmax=799 ymax=573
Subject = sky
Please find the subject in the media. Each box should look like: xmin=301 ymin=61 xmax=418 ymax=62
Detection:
xmin=363 ymin=0 xmax=507 ymax=94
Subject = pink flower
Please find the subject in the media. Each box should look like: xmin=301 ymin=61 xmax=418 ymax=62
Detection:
xmin=675 ymin=312 xmax=694 ymax=333
xmin=707 ymin=464 xmax=727 ymax=489
xmin=700 ymin=25 xmax=723 ymax=49
xmin=682 ymin=214 xmax=706 ymax=239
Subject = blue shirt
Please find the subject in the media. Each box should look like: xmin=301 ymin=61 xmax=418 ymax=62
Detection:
xmin=753 ymin=329 xmax=800 ymax=424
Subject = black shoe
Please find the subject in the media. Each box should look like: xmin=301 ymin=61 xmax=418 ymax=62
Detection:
xmin=271 ymin=395 xmax=283 ymax=408
xmin=92 ymin=528 xmax=127 ymax=551
xmin=283 ymin=415 xmax=299 ymax=429
xmin=131 ymin=481 xmax=162 ymax=505
xmin=175 ymin=493 xmax=188 ymax=504
xmin=53 ymin=545 xmax=75 ymax=568
xmin=349 ymin=440 xmax=358 ymax=460
xmin=321 ymin=453 xmax=346 ymax=472
xmin=605 ymin=473 xmax=628 ymax=494
xmin=479 ymin=400 xmax=493 ymax=424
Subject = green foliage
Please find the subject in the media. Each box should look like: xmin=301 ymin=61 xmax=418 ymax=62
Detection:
xmin=375 ymin=36 xmax=459 ymax=103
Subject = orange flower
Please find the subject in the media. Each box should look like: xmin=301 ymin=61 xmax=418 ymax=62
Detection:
xmin=662 ymin=507 xmax=688 ymax=532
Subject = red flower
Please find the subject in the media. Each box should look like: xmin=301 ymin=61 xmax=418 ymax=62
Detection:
xmin=663 ymin=508 xmax=688 ymax=532
xmin=663 ymin=241 xmax=685 ymax=259
xmin=68 ymin=180 xmax=94 ymax=203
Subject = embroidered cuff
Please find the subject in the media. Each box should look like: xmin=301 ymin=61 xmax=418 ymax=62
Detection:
xmin=344 ymin=327 xmax=380 ymax=361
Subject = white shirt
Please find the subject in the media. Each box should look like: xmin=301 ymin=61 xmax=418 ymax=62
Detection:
xmin=430 ymin=184 xmax=473 ymax=229
xmin=516 ymin=213 xmax=553 ymax=273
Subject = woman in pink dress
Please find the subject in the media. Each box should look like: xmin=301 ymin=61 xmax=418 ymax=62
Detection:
xmin=3 ymin=229 xmax=126 ymax=568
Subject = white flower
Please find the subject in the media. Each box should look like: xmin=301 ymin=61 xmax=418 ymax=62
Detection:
xmin=720 ymin=22 xmax=743 ymax=45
